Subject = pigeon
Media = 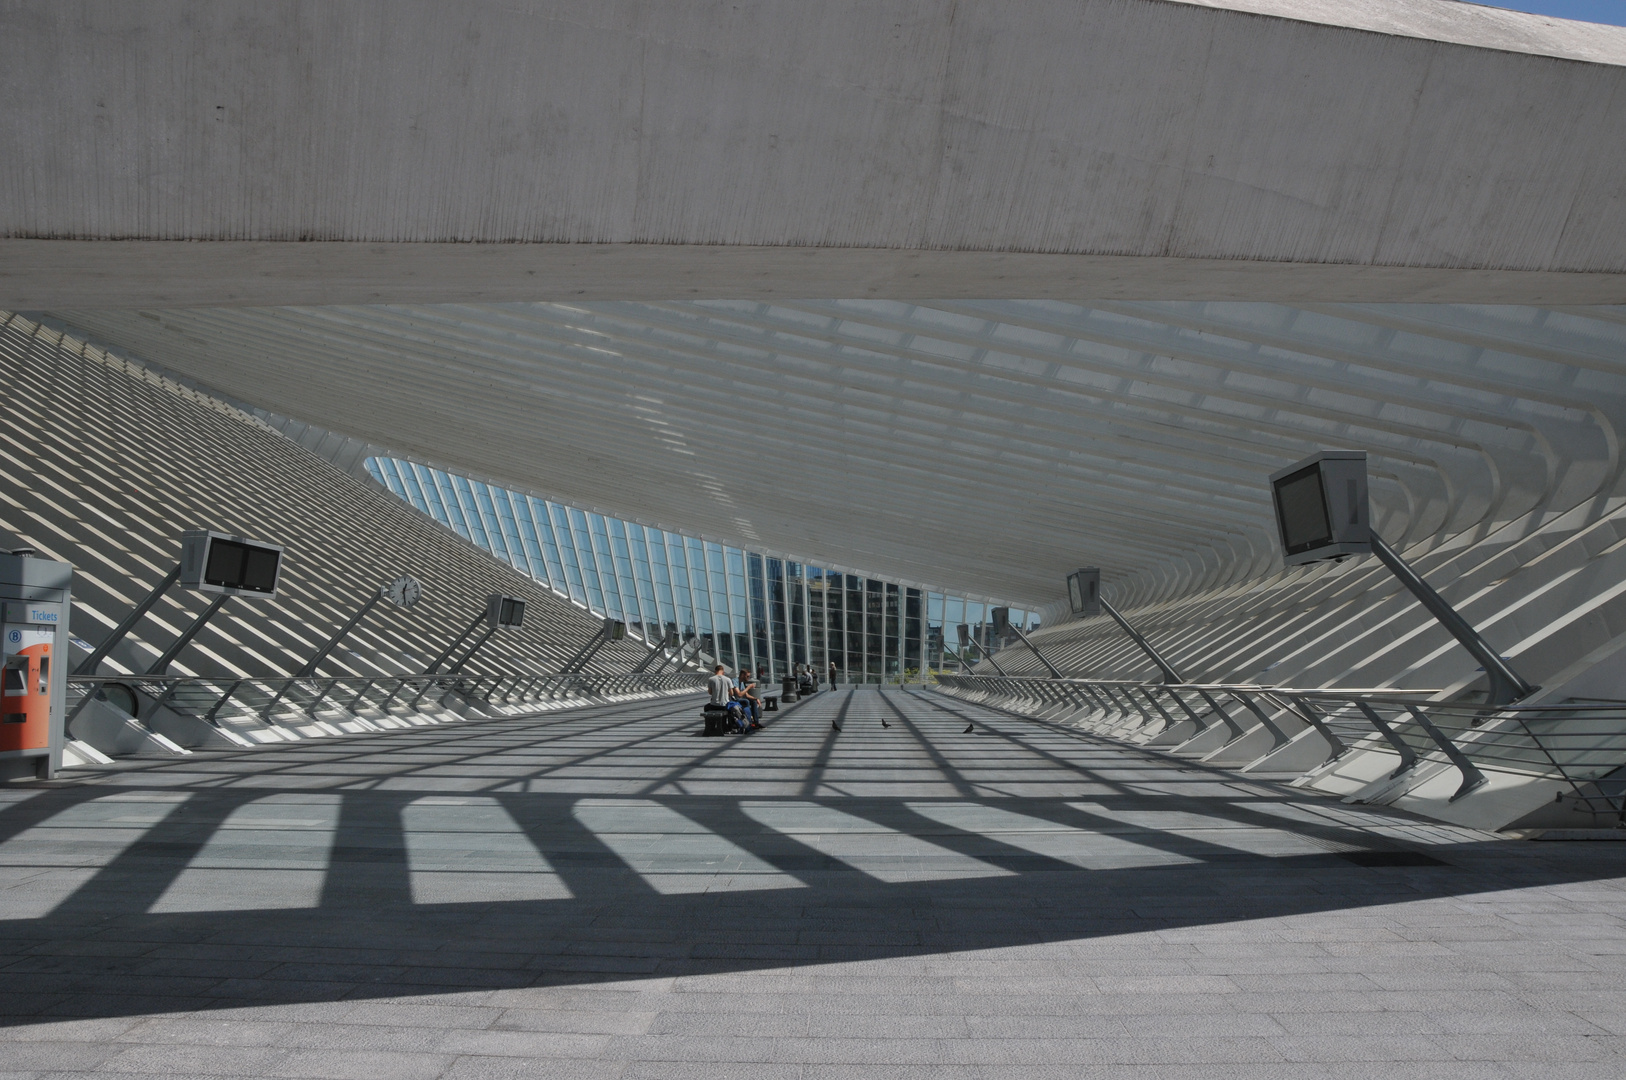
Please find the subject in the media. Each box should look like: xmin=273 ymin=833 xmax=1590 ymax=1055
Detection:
xmin=832 ymin=721 xmax=842 ymax=732
xmin=963 ymin=723 xmax=974 ymax=734
xmin=881 ymin=718 xmax=890 ymax=728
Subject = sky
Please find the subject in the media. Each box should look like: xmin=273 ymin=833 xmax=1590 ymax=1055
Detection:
xmin=1468 ymin=0 xmax=1626 ymax=25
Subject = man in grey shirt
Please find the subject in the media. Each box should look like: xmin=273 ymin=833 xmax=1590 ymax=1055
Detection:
xmin=706 ymin=664 xmax=733 ymax=706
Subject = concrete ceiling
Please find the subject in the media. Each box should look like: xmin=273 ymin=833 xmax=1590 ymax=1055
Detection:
xmin=5 ymin=0 xmax=1626 ymax=307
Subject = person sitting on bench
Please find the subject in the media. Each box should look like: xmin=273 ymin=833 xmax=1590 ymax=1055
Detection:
xmin=703 ymin=664 xmax=741 ymax=735
xmin=707 ymin=664 xmax=732 ymax=708
xmin=735 ymin=668 xmax=763 ymax=729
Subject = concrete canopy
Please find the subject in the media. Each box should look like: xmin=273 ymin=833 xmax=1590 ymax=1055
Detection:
xmin=12 ymin=2 xmax=1626 ymax=613
xmin=5 ymin=0 xmax=1626 ymax=307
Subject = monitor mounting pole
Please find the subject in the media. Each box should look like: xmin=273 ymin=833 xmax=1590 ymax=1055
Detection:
xmin=1008 ymin=623 xmax=1063 ymax=678
xmin=296 ymin=591 xmax=382 ymax=678
xmin=424 ymin=611 xmax=487 ymax=676
xmin=146 ymin=595 xmax=230 ymax=675
xmin=1100 ymin=598 xmax=1184 ymax=684
xmin=969 ymin=637 xmax=1008 ymax=676
xmin=76 ymin=564 xmax=181 ymax=676
xmin=1369 ymin=532 xmax=1535 ymax=706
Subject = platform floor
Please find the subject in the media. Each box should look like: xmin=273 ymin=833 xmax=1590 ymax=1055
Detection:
xmin=2 ymin=687 xmax=1625 ymax=1078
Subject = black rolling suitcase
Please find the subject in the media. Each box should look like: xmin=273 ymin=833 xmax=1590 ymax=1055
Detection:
xmin=702 ymin=704 xmax=730 ymax=736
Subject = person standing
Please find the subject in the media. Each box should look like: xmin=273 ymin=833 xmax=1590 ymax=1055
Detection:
xmin=828 ymin=660 xmax=838 ymax=690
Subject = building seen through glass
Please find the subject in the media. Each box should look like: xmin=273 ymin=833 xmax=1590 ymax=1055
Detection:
xmin=365 ymin=457 xmax=1036 ymax=681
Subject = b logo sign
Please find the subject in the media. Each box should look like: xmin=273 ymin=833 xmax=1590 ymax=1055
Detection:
xmin=4 ymin=629 xmax=20 ymax=647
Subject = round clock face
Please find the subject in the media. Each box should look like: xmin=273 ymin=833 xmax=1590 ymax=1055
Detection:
xmin=383 ymin=575 xmax=422 ymax=608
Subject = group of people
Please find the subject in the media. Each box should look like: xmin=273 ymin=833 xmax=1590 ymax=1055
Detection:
xmin=705 ymin=664 xmax=765 ymax=733
xmin=705 ymin=660 xmax=853 ymax=734
xmin=793 ymin=664 xmax=820 ymax=695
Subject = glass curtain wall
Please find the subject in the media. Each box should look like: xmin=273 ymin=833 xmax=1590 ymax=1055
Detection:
xmin=366 ymin=457 xmax=1036 ymax=682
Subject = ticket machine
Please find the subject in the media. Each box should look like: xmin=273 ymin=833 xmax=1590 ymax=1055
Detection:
xmin=0 ymin=550 xmax=72 ymax=780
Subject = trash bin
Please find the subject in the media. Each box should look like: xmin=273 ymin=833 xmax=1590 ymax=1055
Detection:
xmin=780 ymin=677 xmax=799 ymax=703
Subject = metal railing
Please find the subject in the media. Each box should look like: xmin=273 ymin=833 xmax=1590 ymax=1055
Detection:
xmin=936 ymin=675 xmax=1626 ymax=818
xmin=66 ymin=671 xmax=710 ymax=742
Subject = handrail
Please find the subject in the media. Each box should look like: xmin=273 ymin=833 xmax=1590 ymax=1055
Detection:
xmin=64 ymin=671 xmax=709 ymax=741
xmin=935 ymin=674 xmax=1626 ymax=812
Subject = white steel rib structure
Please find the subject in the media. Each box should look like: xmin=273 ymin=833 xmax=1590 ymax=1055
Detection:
xmin=11 ymin=5 xmax=1626 ymax=1077
xmin=43 ymin=300 xmax=1626 ymax=615
xmin=4 ymin=4 xmax=1626 ymax=832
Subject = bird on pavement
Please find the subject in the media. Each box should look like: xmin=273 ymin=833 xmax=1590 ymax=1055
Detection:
xmin=881 ymin=718 xmax=890 ymax=728
xmin=832 ymin=720 xmax=842 ymax=732
xmin=963 ymin=723 xmax=974 ymax=733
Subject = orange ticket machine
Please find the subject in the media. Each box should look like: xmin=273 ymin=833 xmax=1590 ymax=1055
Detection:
xmin=1 ymin=550 xmax=72 ymax=780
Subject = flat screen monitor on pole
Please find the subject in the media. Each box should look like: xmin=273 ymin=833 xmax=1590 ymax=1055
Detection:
xmin=991 ymin=608 xmax=1010 ymax=637
xmin=179 ymin=531 xmax=283 ymax=598
xmin=1264 ymin=449 xmax=1534 ymax=706
xmin=1067 ymin=568 xmax=1101 ymax=617
xmin=1268 ymin=451 xmax=1371 ymax=567
xmin=486 ymin=594 xmax=526 ymax=628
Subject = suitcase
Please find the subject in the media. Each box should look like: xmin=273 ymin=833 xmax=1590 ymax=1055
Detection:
xmin=702 ymin=704 xmax=730 ymax=736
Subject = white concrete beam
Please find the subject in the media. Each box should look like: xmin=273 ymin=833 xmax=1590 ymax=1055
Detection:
xmin=5 ymin=241 xmax=1626 ymax=309
xmin=4 ymin=1 xmax=1625 ymax=307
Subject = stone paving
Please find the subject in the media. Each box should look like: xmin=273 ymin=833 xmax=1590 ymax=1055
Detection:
xmin=1 ymin=687 xmax=1625 ymax=1078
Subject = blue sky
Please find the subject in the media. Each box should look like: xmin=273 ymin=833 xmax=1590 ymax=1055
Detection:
xmin=1469 ymin=1 xmax=1626 ymax=25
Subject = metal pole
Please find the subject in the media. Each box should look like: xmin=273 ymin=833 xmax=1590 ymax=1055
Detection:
xmin=652 ymin=638 xmax=696 ymax=674
xmin=304 ymin=678 xmax=341 ymax=715
xmin=1280 ymin=694 xmax=1347 ymax=761
xmin=344 ymin=678 xmax=377 ymax=711
xmin=1370 ymin=533 xmax=1536 ymax=706
xmin=204 ymin=680 xmax=242 ymax=724
xmin=557 ymin=627 xmax=601 ymax=674
xmin=445 ymin=627 xmax=497 ymax=675
xmin=962 ymin=634 xmax=1008 ymax=676
xmin=562 ymin=629 xmax=612 ymax=674
xmin=145 ymin=595 xmax=229 ymax=675
xmin=1100 ymin=598 xmax=1183 ymax=683
xmin=1355 ymin=700 xmax=1420 ymax=776
xmin=1403 ymin=704 xmax=1488 ymax=801
xmin=1008 ymin=623 xmax=1063 ymax=678
xmin=296 ymin=592 xmax=383 ymax=677
xmin=647 ymin=644 xmax=675 ymax=675
xmin=76 ymin=564 xmax=181 ymax=675
xmin=424 ymin=611 xmax=487 ymax=675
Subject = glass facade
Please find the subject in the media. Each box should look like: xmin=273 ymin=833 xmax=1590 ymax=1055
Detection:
xmin=366 ymin=457 xmax=1037 ymax=682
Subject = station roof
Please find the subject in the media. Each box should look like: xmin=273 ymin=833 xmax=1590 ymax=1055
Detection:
xmin=46 ymin=300 xmax=1626 ymax=609
xmin=4 ymin=0 xmax=1626 ymax=308
xmin=10 ymin=1 xmax=1626 ymax=611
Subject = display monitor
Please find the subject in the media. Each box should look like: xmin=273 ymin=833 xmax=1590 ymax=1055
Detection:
xmin=1268 ymin=451 xmax=1372 ymax=566
xmin=485 ymin=594 xmax=526 ymax=627
xmin=1066 ymin=568 xmax=1101 ymax=617
xmin=180 ymin=531 xmax=283 ymax=598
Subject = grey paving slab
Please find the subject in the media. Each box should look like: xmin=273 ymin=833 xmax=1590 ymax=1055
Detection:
xmin=0 ymin=688 xmax=1621 ymax=1077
